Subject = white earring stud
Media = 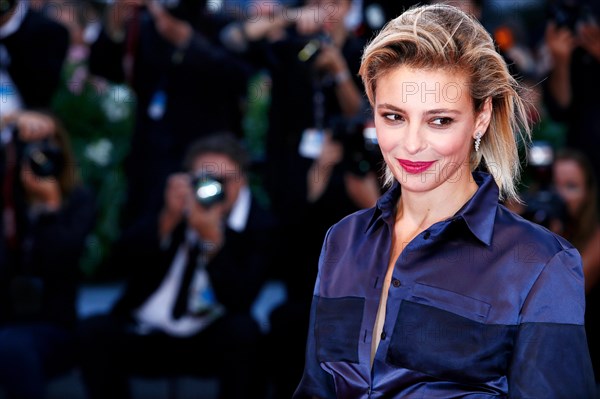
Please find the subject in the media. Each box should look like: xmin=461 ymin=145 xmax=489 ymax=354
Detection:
xmin=474 ymin=132 xmax=482 ymax=152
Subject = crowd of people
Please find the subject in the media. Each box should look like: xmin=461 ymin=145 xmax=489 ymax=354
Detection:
xmin=0 ymin=0 xmax=599 ymax=398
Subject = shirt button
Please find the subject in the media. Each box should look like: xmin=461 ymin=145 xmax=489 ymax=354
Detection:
xmin=380 ymin=331 xmax=386 ymax=340
xmin=423 ymin=231 xmax=431 ymax=239
xmin=392 ymin=279 xmax=401 ymax=288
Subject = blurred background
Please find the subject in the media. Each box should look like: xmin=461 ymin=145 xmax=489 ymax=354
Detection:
xmin=1 ymin=0 xmax=599 ymax=398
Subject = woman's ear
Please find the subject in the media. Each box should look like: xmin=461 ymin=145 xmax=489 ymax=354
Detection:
xmin=474 ymin=97 xmax=492 ymax=138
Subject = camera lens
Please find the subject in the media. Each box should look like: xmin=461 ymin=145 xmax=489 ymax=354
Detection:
xmin=25 ymin=141 xmax=64 ymax=178
xmin=192 ymin=173 xmax=225 ymax=207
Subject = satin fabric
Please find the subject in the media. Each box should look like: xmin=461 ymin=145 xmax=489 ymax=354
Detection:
xmin=295 ymin=172 xmax=596 ymax=398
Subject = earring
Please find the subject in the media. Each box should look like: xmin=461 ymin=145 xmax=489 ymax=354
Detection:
xmin=474 ymin=132 xmax=482 ymax=152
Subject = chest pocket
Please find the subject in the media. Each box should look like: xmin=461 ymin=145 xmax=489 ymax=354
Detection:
xmin=387 ymin=283 xmax=516 ymax=384
xmin=315 ymin=296 xmax=364 ymax=363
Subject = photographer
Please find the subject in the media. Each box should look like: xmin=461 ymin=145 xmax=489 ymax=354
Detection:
xmin=267 ymin=118 xmax=381 ymax=399
xmin=544 ymin=0 xmax=600 ymax=201
xmin=305 ymin=118 xmax=382 ymax=268
xmin=221 ymin=3 xmax=376 ymax=395
xmin=0 ymin=0 xmax=69 ymax=111
xmin=220 ymin=4 xmax=372 ymax=396
xmin=77 ymin=132 xmax=278 ymax=399
xmin=0 ymin=112 xmax=95 ymax=399
xmin=87 ymin=0 xmax=253 ymax=268
xmin=221 ymin=0 xmax=365 ymax=219
xmin=517 ymin=141 xmax=569 ymax=235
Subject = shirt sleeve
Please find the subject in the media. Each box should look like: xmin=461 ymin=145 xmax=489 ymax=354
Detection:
xmin=508 ymin=248 xmax=597 ymax=398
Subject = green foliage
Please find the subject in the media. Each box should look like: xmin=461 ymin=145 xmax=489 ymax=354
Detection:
xmin=242 ymin=70 xmax=272 ymax=209
xmin=52 ymin=59 xmax=135 ymax=278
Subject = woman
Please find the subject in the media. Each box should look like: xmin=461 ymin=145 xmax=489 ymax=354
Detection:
xmin=294 ymin=4 xmax=596 ymax=398
xmin=0 ymin=112 xmax=95 ymax=399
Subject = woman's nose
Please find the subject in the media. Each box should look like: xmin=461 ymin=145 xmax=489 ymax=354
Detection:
xmin=403 ymin=125 xmax=426 ymax=155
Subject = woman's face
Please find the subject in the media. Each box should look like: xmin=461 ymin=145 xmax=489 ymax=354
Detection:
xmin=374 ymin=66 xmax=491 ymax=195
xmin=553 ymin=159 xmax=587 ymax=217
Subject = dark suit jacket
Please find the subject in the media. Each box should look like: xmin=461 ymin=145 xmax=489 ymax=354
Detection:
xmin=0 ymin=186 xmax=96 ymax=327
xmin=0 ymin=8 xmax=69 ymax=109
xmin=111 ymin=194 xmax=278 ymax=322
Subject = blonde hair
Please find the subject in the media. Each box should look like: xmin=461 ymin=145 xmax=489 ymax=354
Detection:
xmin=359 ymin=4 xmax=531 ymax=201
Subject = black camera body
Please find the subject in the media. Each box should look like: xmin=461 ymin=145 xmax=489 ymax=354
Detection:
xmin=520 ymin=141 xmax=568 ymax=231
xmin=24 ymin=140 xmax=65 ymax=178
xmin=331 ymin=116 xmax=382 ymax=177
xmin=191 ymin=172 xmax=226 ymax=208
xmin=521 ymin=189 xmax=568 ymax=231
xmin=297 ymin=32 xmax=333 ymax=63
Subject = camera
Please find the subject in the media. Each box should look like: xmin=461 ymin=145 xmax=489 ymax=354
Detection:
xmin=331 ymin=116 xmax=382 ymax=177
xmin=24 ymin=140 xmax=65 ymax=178
xmin=191 ymin=172 xmax=226 ymax=208
xmin=520 ymin=189 xmax=567 ymax=231
xmin=520 ymin=141 xmax=567 ymax=232
xmin=297 ymin=32 xmax=333 ymax=63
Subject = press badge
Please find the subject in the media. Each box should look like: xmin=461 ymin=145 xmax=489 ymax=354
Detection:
xmin=298 ymin=128 xmax=324 ymax=159
xmin=148 ymin=90 xmax=167 ymax=120
xmin=188 ymin=265 xmax=222 ymax=318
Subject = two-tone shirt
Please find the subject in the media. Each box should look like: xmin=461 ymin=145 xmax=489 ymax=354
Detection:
xmin=295 ymin=171 xmax=596 ymax=398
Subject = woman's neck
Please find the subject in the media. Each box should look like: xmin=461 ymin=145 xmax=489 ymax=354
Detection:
xmin=396 ymin=176 xmax=479 ymax=229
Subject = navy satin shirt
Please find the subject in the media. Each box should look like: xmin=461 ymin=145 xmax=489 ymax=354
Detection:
xmin=295 ymin=172 xmax=596 ymax=398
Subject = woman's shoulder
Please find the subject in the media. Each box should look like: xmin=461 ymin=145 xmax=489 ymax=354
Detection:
xmin=328 ymin=206 xmax=378 ymax=231
xmin=496 ymin=202 xmax=577 ymax=260
xmin=321 ymin=206 xmax=381 ymax=250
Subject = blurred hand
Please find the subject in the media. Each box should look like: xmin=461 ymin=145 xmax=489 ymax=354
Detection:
xmin=295 ymin=4 xmax=327 ymax=37
xmin=545 ymin=22 xmax=576 ymax=64
xmin=308 ymin=132 xmax=342 ymax=202
xmin=578 ymin=21 xmax=600 ymax=62
xmin=187 ymin=201 xmax=226 ymax=253
xmin=159 ymin=173 xmax=192 ymax=238
xmin=20 ymin=164 xmax=62 ymax=210
xmin=318 ymin=132 xmax=343 ymax=167
xmin=313 ymin=43 xmax=347 ymax=75
xmin=146 ymin=1 xmax=192 ymax=48
xmin=106 ymin=0 xmax=144 ymax=40
xmin=164 ymin=173 xmax=192 ymax=216
xmin=344 ymin=172 xmax=380 ymax=209
xmin=1 ymin=111 xmax=56 ymax=142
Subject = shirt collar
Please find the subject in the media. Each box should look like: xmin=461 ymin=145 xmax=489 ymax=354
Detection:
xmin=454 ymin=171 xmax=499 ymax=246
xmin=227 ymin=184 xmax=251 ymax=233
xmin=0 ymin=1 xmax=28 ymax=40
xmin=367 ymin=171 xmax=498 ymax=246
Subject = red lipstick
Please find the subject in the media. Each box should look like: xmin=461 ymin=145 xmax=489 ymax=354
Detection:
xmin=398 ymin=159 xmax=436 ymax=174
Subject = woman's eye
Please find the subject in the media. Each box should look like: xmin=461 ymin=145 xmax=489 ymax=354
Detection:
xmin=431 ymin=117 xmax=453 ymax=126
xmin=383 ymin=113 xmax=403 ymax=122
